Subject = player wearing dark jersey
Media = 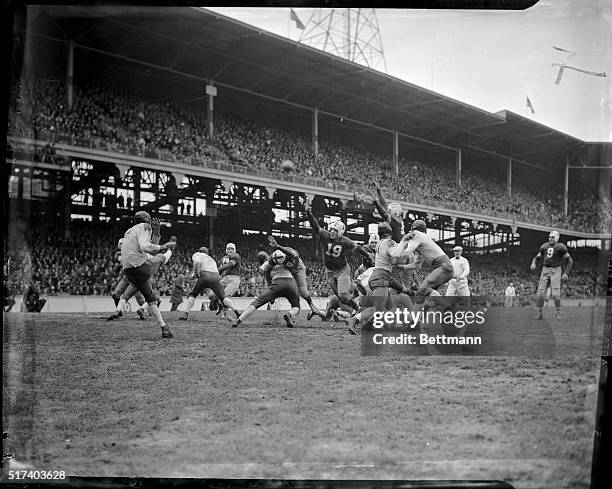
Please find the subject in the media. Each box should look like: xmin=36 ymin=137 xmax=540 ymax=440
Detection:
xmin=230 ymin=249 xmax=301 ymax=328
xmin=354 ymin=233 xmax=379 ymax=276
xmin=306 ymin=209 xmax=359 ymax=313
xmin=210 ymin=242 xmax=241 ymax=317
xmin=265 ymin=236 xmax=325 ymax=319
xmin=530 ymin=230 xmax=573 ymax=320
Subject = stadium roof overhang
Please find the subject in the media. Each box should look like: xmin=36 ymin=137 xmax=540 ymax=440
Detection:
xmin=22 ymin=5 xmax=607 ymax=173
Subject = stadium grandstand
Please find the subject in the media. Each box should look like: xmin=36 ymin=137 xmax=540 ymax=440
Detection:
xmin=4 ymin=6 xmax=611 ymax=307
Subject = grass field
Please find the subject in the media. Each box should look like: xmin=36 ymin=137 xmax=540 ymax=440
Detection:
xmin=2 ymin=306 xmax=605 ymax=488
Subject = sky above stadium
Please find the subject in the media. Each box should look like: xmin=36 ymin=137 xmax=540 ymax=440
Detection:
xmin=207 ymin=1 xmax=611 ymax=142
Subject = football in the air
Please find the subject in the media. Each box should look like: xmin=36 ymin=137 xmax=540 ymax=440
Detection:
xmin=281 ymin=159 xmax=295 ymax=172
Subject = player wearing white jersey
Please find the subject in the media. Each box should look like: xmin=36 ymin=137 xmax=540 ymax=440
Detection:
xmin=446 ymin=246 xmax=471 ymax=297
xmin=390 ymin=220 xmax=454 ymax=304
xmin=179 ymin=247 xmax=240 ymax=321
xmin=108 ymin=211 xmax=176 ymax=338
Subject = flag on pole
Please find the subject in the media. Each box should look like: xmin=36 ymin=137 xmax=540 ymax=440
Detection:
xmin=290 ymin=8 xmax=305 ymax=30
xmin=526 ymin=96 xmax=535 ymax=114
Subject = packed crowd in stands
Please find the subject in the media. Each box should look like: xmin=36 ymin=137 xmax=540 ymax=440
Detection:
xmin=3 ymin=221 xmax=605 ymax=303
xmin=8 ymin=79 xmax=610 ymax=234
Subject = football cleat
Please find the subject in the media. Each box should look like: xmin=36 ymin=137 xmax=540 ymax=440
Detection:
xmin=555 ymin=311 xmax=562 ymax=320
xmin=161 ymin=326 xmax=173 ymax=338
xmin=107 ymin=312 xmax=121 ymax=321
xmin=534 ymin=311 xmax=543 ymax=320
xmin=230 ymin=318 xmax=240 ymax=328
xmin=178 ymin=313 xmax=189 ymax=321
xmin=136 ymin=308 xmax=146 ymax=320
xmin=283 ymin=313 xmax=295 ymax=328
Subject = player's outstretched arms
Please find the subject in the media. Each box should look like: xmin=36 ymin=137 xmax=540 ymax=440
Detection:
xmin=374 ymin=180 xmax=388 ymax=209
xmin=267 ymin=236 xmax=298 ymax=259
xmin=306 ymin=209 xmax=321 ymax=234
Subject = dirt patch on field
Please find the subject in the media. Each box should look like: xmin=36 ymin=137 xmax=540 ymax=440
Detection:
xmin=2 ymin=307 xmax=604 ymax=487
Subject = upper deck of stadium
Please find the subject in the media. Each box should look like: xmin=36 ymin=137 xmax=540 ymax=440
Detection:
xmin=23 ymin=6 xmax=610 ymax=168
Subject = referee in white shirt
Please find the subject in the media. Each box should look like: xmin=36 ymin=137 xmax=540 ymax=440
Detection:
xmin=446 ymin=246 xmax=471 ymax=297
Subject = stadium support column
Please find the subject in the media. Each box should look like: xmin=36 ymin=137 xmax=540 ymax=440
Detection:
xmin=564 ymin=157 xmax=569 ymax=218
xmin=206 ymin=82 xmax=217 ymax=140
xmin=393 ymin=130 xmax=399 ymax=177
xmin=456 ymin=148 xmax=462 ymax=187
xmin=63 ymin=173 xmax=71 ymax=238
xmin=507 ymin=157 xmax=512 ymax=196
xmin=66 ymin=40 xmax=74 ymax=108
xmin=133 ymin=169 xmax=141 ymax=209
xmin=453 ymin=216 xmax=461 ymax=246
xmin=312 ymin=107 xmax=319 ymax=159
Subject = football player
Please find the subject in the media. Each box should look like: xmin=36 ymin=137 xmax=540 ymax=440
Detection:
xmin=231 ymin=249 xmax=301 ymax=328
xmin=530 ymin=230 xmax=573 ymax=320
xmin=390 ymin=220 xmax=454 ymax=306
xmin=345 ymin=222 xmax=402 ymax=334
xmin=354 ymin=233 xmax=379 ymax=276
xmin=108 ymin=211 xmax=176 ymax=338
xmin=210 ymin=242 xmax=242 ymax=318
xmin=265 ymin=236 xmax=325 ymax=320
xmin=306 ymin=208 xmax=359 ymax=315
xmin=179 ymin=247 xmax=241 ymax=320
xmin=111 ymin=238 xmax=148 ymax=320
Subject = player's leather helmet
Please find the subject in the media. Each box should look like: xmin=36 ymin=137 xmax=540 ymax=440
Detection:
xmin=378 ymin=222 xmax=392 ymax=238
xmin=198 ymin=247 xmax=209 ymax=254
xmin=134 ymin=211 xmax=151 ymax=224
xmin=271 ymin=249 xmax=286 ymax=264
xmin=387 ymin=202 xmax=402 ymax=217
xmin=411 ymin=219 xmax=427 ymax=232
xmin=226 ymin=243 xmax=237 ymax=254
xmin=549 ymin=231 xmax=560 ymax=243
xmin=257 ymin=251 xmax=269 ymax=265
xmin=368 ymin=233 xmax=380 ymax=247
xmin=329 ymin=221 xmax=346 ymax=237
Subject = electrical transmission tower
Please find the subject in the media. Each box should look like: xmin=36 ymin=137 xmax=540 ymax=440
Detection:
xmin=298 ymin=8 xmax=387 ymax=73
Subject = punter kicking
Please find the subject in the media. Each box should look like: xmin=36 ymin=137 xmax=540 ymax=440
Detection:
xmin=108 ymin=211 xmax=176 ymax=338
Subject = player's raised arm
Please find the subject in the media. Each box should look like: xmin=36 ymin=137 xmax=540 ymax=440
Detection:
xmin=267 ymin=236 xmax=299 ymax=260
xmin=371 ymin=198 xmax=389 ymax=221
xmin=150 ymin=218 xmax=161 ymax=245
xmin=374 ymin=180 xmax=388 ymax=211
xmin=306 ymin=209 xmax=322 ymax=234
